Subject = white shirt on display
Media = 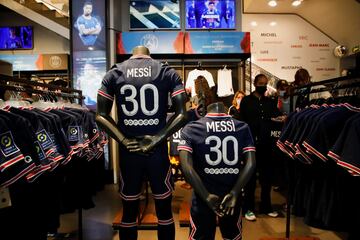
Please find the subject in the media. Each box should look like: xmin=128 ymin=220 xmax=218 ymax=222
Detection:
xmin=186 ymin=69 xmax=215 ymax=97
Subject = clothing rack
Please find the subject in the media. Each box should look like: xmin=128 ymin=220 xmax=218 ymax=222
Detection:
xmin=0 ymin=74 xmax=83 ymax=105
xmin=285 ymin=75 xmax=360 ymax=239
xmin=0 ymin=74 xmax=85 ymax=240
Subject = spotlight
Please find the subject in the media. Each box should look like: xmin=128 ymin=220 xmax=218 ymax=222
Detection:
xmin=269 ymin=21 xmax=277 ymax=26
xmin=268 ymin=0 xmax=277 ymax=7
xmin=292 ymin=0 xmax=303 ymax=7
xmin=250 ymin=21 xmax=258 ymax=27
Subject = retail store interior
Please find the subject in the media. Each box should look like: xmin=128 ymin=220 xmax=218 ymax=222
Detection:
xmin=0 ymin=0 xmax=359 ymax=240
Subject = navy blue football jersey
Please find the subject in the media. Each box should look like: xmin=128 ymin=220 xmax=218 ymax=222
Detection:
xmin=178 ymin=113 xmax=255 ymax=196
xmin=98 ymin=56 xmax=185 ymax=138
xmin=328 ymin=113 xmax=360 ymax=176
xmin=168 ymin=108 xmax=201 ymax=156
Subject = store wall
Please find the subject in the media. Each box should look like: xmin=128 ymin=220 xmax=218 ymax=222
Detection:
xmin=242 ymin=14 xmax=340 ymax=82
xmin=0 ymin=7 xmax=69 ymax=54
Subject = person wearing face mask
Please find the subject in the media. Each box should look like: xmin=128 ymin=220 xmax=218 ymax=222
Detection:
xmin=239 ymin=74 xmax=284 ymax=221
xmin=228 ymin=90 xmax=246 ymax=120
xmin=276 ymin=80 xmax=290 ymax=115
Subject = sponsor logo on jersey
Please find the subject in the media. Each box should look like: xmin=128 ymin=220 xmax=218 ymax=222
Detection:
xmin=36 ymin=129 xmax=53 ymax=149
xmin=68 ymin=126 xmax=80 ymax=142
xmin=0 ymin=131 xmax=20 ymax=157
xmin=34 ymin=141 xmax=46 ymax=161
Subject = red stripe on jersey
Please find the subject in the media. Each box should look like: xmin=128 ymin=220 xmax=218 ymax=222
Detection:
xmin=327 ymin=151 xmax=341 ymax=162
xmin=243 ymin=147 xmax=256 ymax=153
xmin=98 ymin=90 xmax=114 ymax=101
xmin=0 ymin=163 xmax=36 ymax=188
xmin=177 ymin=146 xmax=193 ymax=153
xmin=337 ymin=160 xmax=360 ymax=175
xmin=171 ymin=89 xmax=185 ymax=97
xmin=205 ymin=113 xmax=231 ymax=117
xmin=0 ymin=154 xmax=25 ymax=171
xmin=302 ymin=141 xmax=328 ymax=162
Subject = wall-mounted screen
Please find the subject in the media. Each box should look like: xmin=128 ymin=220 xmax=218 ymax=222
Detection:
xmin=0 ymin=26 xmax=33 ymax=50
xmin=130 ymin=0 xmax=180 ymax=29
xmin=185 ymin=0 xmax=236 ymax=29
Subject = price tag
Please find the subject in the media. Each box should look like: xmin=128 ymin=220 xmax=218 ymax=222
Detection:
xmin=0 ymin=187 xmax=12 ymax=209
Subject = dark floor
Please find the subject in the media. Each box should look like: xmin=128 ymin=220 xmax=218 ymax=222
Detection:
xmin=54 ymin=182 xmax=348 ymax=240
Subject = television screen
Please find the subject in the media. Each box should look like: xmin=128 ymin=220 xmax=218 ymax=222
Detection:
xmin=0 ymin=26 xmax=33 ymax=50
xmin=130 ymin=0 xmax=180 ymax=29
xmin=185 ymin=0 xmax=236 ymax=29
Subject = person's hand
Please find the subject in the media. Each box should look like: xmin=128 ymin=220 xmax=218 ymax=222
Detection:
xmin=206 ymin=194 xmax=224 ymax=217
xmin=271 ymin=115 xmax=287 ymax=122
xmin=219 ymin=192 xmax=238 ymax=216
xmin=121 ymin=138 xmax=140 ymax=151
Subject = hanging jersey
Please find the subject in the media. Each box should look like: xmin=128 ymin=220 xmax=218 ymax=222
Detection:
xmin=186 ymin=69 xmax=215 ymax=97
xmin=99 ymin=56 xmax=185 ymax=137
xmin=217 ymin=69 xmax=234 ymax=97
xmin=178 ymin=113 xmax=255 ymax=196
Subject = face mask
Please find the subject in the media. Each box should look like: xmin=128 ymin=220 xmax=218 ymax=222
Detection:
xmin=236 ymin=99 xmax=241 ymax=106
xmin=279 ymin=90 xmax=286 ymax=97
xmin=256 ymin=86 xmax=267 ymax=95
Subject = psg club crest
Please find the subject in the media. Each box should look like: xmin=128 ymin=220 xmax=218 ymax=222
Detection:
xmin=141 ymin=34 xmax=159 ymax=52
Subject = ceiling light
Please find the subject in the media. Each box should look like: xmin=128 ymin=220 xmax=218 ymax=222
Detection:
xmin=250 ymin=21 xmax=258 ymax=27
xmin=269 ymin=21 xmax=277 ymax=26
xmin=268 ymin=0 xmax=277 ymax=7
xmin=292 ymin=0 xmax=303 ymax=6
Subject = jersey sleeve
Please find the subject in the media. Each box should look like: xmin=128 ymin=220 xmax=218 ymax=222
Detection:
xmin=241 ymin=124 xmax=256 ymax=154
xmin=177 ymin=126 xmax=193 ymax=153
xmin=331 ymin=117 xmax=360 ymax=176
xmin=205 ymin=71 xmax=215 ymax=88
xmin=168 ymin=69 xmax=185 ymax=98
xmin=98 ymin=70 xmax=115 ymax=102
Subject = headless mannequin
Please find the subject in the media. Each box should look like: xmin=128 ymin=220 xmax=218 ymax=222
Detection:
xmin=96 ymin=46 xmax=188 ymax=153
xmin=179 ymin=102 xmax=256 ymax=216
xmin=96 ymin=46 xmax=188 ymax=240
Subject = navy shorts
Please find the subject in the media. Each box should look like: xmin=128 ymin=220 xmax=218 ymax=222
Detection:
xmin=118 ymin=143 xmax=173 ymax=201
xmin=189 ymin=194 xmax=242 ymax=240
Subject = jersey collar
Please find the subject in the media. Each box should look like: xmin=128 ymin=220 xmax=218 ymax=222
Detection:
xmin=130 ymin=54 xmax=152 ymax=59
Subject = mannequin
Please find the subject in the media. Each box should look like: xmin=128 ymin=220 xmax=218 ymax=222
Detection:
xmin=178 ymin=101 xmax=256 ymax=239
xmin=96 ymin=46 xmax=187 ymax=240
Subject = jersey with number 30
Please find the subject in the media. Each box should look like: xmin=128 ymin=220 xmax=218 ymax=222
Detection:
xmin=178 ymin=113 xmax=255 ymax=196
xmin=98 ymin=56 xmax=185 ymax=137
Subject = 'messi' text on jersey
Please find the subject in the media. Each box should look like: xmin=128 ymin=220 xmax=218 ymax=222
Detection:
xmin=127 ymin=66 xmax=152 ymax=78
xmin=206 ymin=120 xmax=236 ymax=133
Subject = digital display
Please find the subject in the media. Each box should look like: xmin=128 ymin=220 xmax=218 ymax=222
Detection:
xmin=130 ymin=0 xmax=180 ymax=29
xmin=72 ymin=0 xmax=107 ymax=109
xmin=185 ymin=0 xmax=236 ymax=29
xmin=0 ymin=26 xmax=33 ymax=50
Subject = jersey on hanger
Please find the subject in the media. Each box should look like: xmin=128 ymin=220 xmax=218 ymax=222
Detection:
xmin=217 ymin=68 xmax=234 ymax=97
xmin=186 ymin=69 xmax=215 ymax=98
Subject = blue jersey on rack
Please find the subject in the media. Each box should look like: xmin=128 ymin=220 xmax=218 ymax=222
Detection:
xmin=178 ymin=113 xmax=255 ymax=196
xmin=99 ymin=55 xmax=185 ymax=138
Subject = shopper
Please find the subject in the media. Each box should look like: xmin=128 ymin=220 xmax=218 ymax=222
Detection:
xmin=228 ymin=90 xmax=246 ymax=120
xmin=276 ymin=80 xmax=290 ymax=115
xmin=240 ymin=74 xmax=284 ymax=221
xmin=292 ymin=68 xmax=332 ymax=109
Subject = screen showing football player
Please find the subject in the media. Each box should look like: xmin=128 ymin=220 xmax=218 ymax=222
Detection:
xmin=187 ymin=0 xmax=196 ymax=28
xmin=201 ymin=1 xmax=220 ymax=29
xmin=76 ymin=1 xmax=102 ymax=46
xmin=96 ymin=46 xmax=187 ymax=240
xmin=5 ymin=27 xmax=22 ymax=49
